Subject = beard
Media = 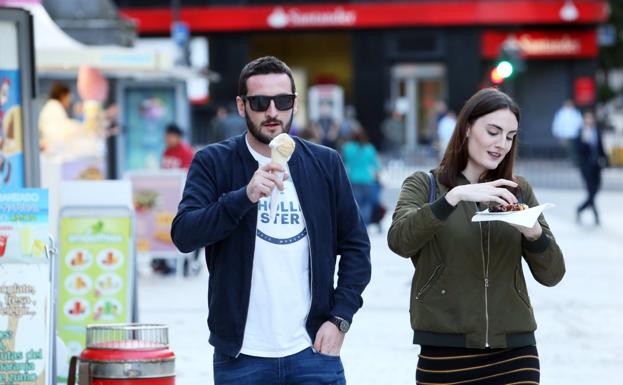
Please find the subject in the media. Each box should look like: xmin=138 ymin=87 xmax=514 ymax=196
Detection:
xmin=245 ymin=109 xmax=293 ymax=145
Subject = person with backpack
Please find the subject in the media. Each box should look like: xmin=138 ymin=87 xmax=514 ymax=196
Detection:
xmin=388 ymin=88 xmax=565 ymax=384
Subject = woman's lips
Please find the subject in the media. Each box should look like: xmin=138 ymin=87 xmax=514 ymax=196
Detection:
xmin=487 ymin=151 xmax=502 ymax=160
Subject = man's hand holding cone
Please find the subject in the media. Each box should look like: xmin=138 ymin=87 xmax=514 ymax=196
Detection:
xmin=268 ymin=134 xmax=296 ymax=218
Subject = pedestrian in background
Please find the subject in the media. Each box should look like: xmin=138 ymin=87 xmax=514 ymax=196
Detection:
xmin=153 ymin=123 xmax=196 ymax=276
xmin=388 ymin=88 xmax=565 ymax=384
xmin=437 ymin=109 xmax=456 ymax=160
xmin=380 ymin=108 xmax=405 ymax=157
xmin=171 ymin=56 xmax=371 ymax=385
xmin=337 ymin=105 xmax=362 ymax=149
xmin=575 ymin=110 xmax=608 ymax=226
xmin=210 ymin=103 xmax=247 ymax=142
xmin=311 ymin=100 xmax=340 ymax=149
xmin=341 ymin=128 xmax=381 ymax=225
xmin=552 ymin=99 xmax=583 ymax=163
xmin=161 ymin=123 xmax=194 ymax=170
xmin=208 ymin=105 xmax=228 ymax=143
xmin=38 ymin=82 xmax=83 ymax=155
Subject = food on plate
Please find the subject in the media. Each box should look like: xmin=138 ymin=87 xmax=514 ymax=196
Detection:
xmin=490 ymin=203 xmax=529 ymax=213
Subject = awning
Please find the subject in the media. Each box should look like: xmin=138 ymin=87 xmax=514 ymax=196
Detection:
xmin=6 ymin=2 xmax=176 ymax=76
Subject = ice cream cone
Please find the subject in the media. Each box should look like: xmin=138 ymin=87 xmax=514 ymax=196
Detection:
xmin=270 ymin=151 xmax=290 ymax=166
xmin=268 ymin=134 xmax=296 ymax=219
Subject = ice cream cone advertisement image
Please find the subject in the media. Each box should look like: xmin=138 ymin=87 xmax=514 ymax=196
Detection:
xmin=57 ymin=212 xmax=132 ymax=362
xmin=128 ymin=171 xmax=185 ymax=254
xmin=0 ymin=70 xmax=26 ymax=188
xmin=0 ymin=265 xmax=50 ymax=385
xmin=0 ymin=190 xmax=51 ymax=385
xmin=0 ymin=190 xmax=49 ymax=260
xmin=268 ymin=133 xmax=295 ymax=219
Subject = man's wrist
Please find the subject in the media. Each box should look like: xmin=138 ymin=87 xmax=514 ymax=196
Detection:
xmin=328 ymin=316 xmax=350 ymax=333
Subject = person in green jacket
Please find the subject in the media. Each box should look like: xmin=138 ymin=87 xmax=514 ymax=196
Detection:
xmin=388 ymin=88 xmax=565 ymax=384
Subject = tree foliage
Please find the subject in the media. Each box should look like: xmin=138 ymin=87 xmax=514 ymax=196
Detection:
xmin=599 ymin=0 xmax=623 ymax=70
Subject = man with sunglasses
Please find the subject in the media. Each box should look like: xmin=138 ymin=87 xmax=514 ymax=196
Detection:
xmin=172 ymin=56 xmax=371 ymax=384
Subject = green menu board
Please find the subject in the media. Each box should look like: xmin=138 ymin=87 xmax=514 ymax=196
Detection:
xmin=56 ymin=209 xmax=133 ymax=361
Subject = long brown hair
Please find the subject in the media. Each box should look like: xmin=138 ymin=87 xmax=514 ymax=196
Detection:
xmin=438 ymin=88 xmax=520 ymax=188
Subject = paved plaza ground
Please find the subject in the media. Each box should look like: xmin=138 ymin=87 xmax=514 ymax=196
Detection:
xmin=138 ymin=178 xmax=623 ymax=384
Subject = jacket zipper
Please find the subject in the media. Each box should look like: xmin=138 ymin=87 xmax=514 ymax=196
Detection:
xmin=477 ymin=205 xmax=490 ymax=348
xmin=236 ymin=205 xmax=258 ymax=358
xmin=415 ymin=265 xmax=442 ymax=300
xmin=292 ymin=182 xmax=314 ymax=334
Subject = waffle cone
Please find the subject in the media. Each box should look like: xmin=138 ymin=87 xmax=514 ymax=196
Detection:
xmin=271 ymin=151 xmax=289 ymax=166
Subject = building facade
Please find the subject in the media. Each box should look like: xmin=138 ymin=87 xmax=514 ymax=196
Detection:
xmin=118 ymin=0 xmax=608 ymax=155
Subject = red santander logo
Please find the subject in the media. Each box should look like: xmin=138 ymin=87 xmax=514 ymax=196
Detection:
xmin=267 ymin=6 xmax=357 ymax=29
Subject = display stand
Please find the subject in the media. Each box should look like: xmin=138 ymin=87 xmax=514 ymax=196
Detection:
xmin=0 ymin=189 xmax=53 ymax=385
xmin=55 ymin=181 xmax=135 ymax=385
xmin=125 ymin=169 xmax=191 ymax=277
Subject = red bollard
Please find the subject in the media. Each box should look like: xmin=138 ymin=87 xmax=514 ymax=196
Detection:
xmin=68 ymin=324 xmax=175 ymax=385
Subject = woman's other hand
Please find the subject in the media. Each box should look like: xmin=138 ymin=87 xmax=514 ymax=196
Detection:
xmin=445 ymin=179 xmax=518 ymax=207
xmin=510 ymin=221 xmax=543 ymax=241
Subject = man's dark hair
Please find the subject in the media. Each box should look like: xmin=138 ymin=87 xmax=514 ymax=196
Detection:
xmin=48 ymin=82 xmax=70 ymax=101
xmin=165 ymin=123 xmax=184 ymax=136
xmin=238 ymin=56 xmax=296 ymax=96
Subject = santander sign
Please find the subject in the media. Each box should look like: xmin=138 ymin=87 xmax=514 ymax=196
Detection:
xmin=267 ymin=7 xmax=357 ymax=29
xmin=517 ymin=34 xmax=581 ymax=56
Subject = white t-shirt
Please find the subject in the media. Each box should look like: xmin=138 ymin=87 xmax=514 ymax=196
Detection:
xmin=241 ymin=139 xmax=312 ymax=357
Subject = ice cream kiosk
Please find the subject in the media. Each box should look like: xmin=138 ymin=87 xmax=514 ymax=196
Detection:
xmin=0 ymin=5 xmax=54 ymax=385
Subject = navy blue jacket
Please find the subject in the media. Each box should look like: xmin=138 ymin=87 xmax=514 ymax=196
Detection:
xmin=171 ymin=134 xmax=371 ymax=357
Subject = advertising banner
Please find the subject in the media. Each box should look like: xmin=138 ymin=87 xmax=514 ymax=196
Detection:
xmin=0 ymin=188 xmax=51 ymax=385
xmin=0 ymin=19 xmax=25 ymax=189
xmin=56 ymin=209 xmax=132 ymax=359
xmin=0 ymin=190 xmax=49 ymax=260
xmin=123 ymin=87 xmax=177 ymax=171
xmin=126 ymin=170 xmax=185 ymax=255
xmin=0 ymin=265 xmax=49 ymax=385
xmin=122 ymin=2 xmax=609 ymax=34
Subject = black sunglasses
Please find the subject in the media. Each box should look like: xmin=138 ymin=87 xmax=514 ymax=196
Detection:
xmin=242 ymin=94 xmax=296 ymax=112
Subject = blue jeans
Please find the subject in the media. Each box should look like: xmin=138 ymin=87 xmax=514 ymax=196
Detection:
xmin=351 ymin=183 xmax=374 ymax=225
xmin=213 ymin=347 xmax=346 ymax=385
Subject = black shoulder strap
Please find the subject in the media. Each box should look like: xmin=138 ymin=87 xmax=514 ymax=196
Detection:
xmin=427 ymin=172 xmax=436 ymax=204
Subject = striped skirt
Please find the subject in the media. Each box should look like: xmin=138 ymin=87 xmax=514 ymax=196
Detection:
xmin=416 ymin=345 xmax=540 ymax=385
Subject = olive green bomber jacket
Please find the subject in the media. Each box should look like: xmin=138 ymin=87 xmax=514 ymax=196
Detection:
xmin=387 ymin=170 xmax=565 ymax=349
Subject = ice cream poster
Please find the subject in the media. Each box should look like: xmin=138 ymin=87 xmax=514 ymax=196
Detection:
xmin=0 ymin=189 xmax=51 ymax=385
xmin=0 ymin=70 xmax=25 ymax=189
xmin=123 ymin=87 xmax=176 ymax=171
xmin=127 ymin=171 xmax=184 ymax=254
xmin=57 ymin=215 xmax=132 ymax=359
xmin=0 ymin=264 xmax=50 ymax=385
xmin=0 ymin=189 xmax=49 ymax=261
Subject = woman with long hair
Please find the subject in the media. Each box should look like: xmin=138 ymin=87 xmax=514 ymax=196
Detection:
xmin=388 ymin=88 xmax=565 ymax=384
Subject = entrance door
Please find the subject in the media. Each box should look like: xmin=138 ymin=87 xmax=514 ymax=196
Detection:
xmin=390 ymin=64 xmax=446 ymax=154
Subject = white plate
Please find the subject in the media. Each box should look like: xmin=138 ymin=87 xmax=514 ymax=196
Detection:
xmin=471 ymin=203 xmax=555 ymax=227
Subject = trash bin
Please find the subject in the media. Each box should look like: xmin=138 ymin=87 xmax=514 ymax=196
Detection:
xmin=68 ymin=324 xmax=175 ymax=385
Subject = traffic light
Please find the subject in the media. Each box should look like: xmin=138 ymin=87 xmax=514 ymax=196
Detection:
xmin=500 ymin=45 xmax=525 ymax=74
xmin=490 ymin=40 xmax=525 ymax=85
xmin=490 ymin=60 xmax=514 ymax=84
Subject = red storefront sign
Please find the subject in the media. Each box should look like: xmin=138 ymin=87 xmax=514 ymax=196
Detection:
xmin=574 ymin=77 xmax=596 ymax=106
xmin=482 ymin=30 xmax=598 ymax=59
xmin=120 ymin=1 xmax=608 ymax=34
